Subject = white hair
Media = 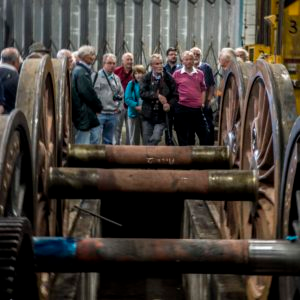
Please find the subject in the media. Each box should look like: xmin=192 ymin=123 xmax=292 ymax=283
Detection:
xmin=77 ymin=45 xmax=96 ymax=59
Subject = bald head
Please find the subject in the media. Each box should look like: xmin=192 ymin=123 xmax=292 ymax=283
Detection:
xmin=1 ymin=47 xmax=21 ymax=71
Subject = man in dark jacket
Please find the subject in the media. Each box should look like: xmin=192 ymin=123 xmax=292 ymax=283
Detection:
xmin=72 ymin=45 xmax=102 ymax=144
xmin=0 ymin=47 xmax=21 ymax=114
xmin=140 ymin=53 xmax=178 ymax=145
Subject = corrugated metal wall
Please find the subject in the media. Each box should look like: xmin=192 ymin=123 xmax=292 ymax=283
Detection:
xmin=0 ymin=0 xmax=256 ymax=71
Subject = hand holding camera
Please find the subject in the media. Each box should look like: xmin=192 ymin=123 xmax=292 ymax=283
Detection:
xmin=113 ymin=94 xmax=122 ymax=102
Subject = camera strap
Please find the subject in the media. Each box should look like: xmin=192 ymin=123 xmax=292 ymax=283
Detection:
xmin=103 ymin=70 xmax=118 ymax=94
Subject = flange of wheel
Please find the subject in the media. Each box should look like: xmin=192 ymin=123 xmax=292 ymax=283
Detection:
xmin=52 ymin=57 xmax=72 ymax=237
xmin=277 ymin=116 xmax=300 ymax=299
xmin=0 ymin=217 xmax=39 ymax=300
xmin=15 ymin=55 xmax=58 ymax=237
xmin=52 ymin=57 xmax=72 ymax=167
xmin=240 ymin=59 xmax=297 ymax=299
xmin=217 ymin=58 xmax=253 ymax=239
xmin=0 ymin=109 xmax=35 ymax=227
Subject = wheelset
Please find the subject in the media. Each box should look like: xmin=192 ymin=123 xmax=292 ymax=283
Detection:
xmin=240 ymin=59 xmax=297 ymax=299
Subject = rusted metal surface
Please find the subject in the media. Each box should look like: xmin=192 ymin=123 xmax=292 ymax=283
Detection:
xmin=48 ymin=168 xmax=258 ymax=201
xmin=240 ymin=60 xmax=298 ymax=298
xmin=277 ymin=116 xmax=300 ymax=298
xmin=217 ymin=59 xmax=253 ymax=241
xmin=0 ymin=110 xmax=35 ymax=228
xmin=218 ymin=59 xmax=252 ymax=168
xmin=34 ymin=237 xmax=300 ymax=275
xmin=49 ymin=200 xmax=101 ymax=300
xmin=183 ymin=200 xmax=246 ymax=299
xmin=15 ymin=55 xmax=58 ymax=237
xmin=67 ymin=144 xmax=231 ymax=169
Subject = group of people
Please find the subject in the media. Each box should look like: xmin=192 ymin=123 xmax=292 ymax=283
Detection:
xmin=0 ymin=42 xmax=249 ymax=148
xmin=71 ymin=45 xmax=224 ymax=147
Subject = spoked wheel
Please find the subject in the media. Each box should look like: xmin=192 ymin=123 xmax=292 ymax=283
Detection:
xmin=16 ymin=56 xmax=58 ymax=299
xmin=16 ymin=55 xmax=58 ymax=237
xmin=218 ymin=59 xmax=253 ymax=239
xmin=218 ymin=59 xmax=252 ymax=167
xmin=0 ymin=110 xmax=34 ymax=224
xmin=52 ymin=57 xmax=72 ymax=167
xmin=0 ymin=217 xmax=39 ymax=300
xmin=276 ymin=116 xmax=300 ymax=300
xmin=240 ymin=59 xmax=297 ymax=299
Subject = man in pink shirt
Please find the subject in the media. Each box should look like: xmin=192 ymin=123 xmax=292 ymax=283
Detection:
xmin=173 ymin=50 xmax=209 ymax=145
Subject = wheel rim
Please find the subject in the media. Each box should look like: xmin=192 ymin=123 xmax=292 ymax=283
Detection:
xmin=0 ymin=110 xmax=34 ymax=225
xmin=277 ymin=116 xmax=300 ymax=300
xmin=15 ymin=55 xmax=58 ymax=237
xmin=218 ymin=59 xmax=252 ymax=239
xmin=52 ymin=57 xmax=72 ymax=167
xmin=240 ymin=59 xmax=297 ymax=299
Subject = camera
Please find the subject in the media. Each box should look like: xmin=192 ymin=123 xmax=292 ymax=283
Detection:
xmin=113 ymin=94 xmax=122 ymax=102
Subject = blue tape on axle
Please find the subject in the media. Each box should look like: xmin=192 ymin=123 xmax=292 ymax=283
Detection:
xmin=33 ymin=237 xmax=77 ymax=258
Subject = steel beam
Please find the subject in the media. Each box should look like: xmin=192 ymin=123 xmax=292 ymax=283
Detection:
xmin=115 ymin=0 xmax=125 ymax=64
xmin=79 ymin=0 xmax=89 ymax=45
xmin=59 ymin=0 xmax=70 ymax=49
xmin=47 ymin=168 xmax=257 ymax=200
xmin=3 ymin=0 xmax=14 ymax=47
xmin=67 ymin=145 xmax=232 ymax=169
xmin=34 ymin=238 xmax=300 ymax=275
xmin=42 ymin=0 xmax=52 ymax=49
xmin=151 ymin=0 xmax=161 ymax=53
xmin=169 ymin=0 xmax=180 ymax=48
xmin=133 ymin=0 xmax=143 ymax=64
xmin=22 ymin=0 xmax=33 ymax=56
xmin=97 ymin=0 xmax=107 ymax=64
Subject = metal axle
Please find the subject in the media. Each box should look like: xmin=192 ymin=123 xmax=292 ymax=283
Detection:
xmin=67 ymin=145 xmax=232 ymax=169
xmin=47 ymin=168 xmax=258 ymax=200
xmin=34 ymin=237 xmax=300 ymax=275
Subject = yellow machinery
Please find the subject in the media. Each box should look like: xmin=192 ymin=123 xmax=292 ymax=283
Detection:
xmin=282 ymin=0 xmax=300 ymax=113
xmin=248 ymin=0 xmax=300 ymax=113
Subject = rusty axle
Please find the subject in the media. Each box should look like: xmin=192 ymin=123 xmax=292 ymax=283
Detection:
xmin=47 ymin=168 xmax=258 ymax=201
xmin=67 ymin=145 xmax=232 ymax=169
xmin=34 ymin=238 xmax=300 ymax=275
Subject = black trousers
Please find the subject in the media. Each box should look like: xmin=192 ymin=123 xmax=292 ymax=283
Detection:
xmin=174 ymin=104 xmax=209 ymax=146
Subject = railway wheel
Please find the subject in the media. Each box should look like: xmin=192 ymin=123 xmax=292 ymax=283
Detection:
xmin=240 ymin=59 xmax=297 ymax=299
xmin=0 ymin=110 xmax=34 ymax=224
xmin=52 ymin=57 xmax=72 ymax=167
xmin=277 ymin=116 xmax=300 ymax=299
xmin=16 ymin=55 xmax=58 ymax=237
xmin=218 ymin=59 xmax=252 ymax=239
xmin=52 ymin=57 xmax=72 ymax=236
